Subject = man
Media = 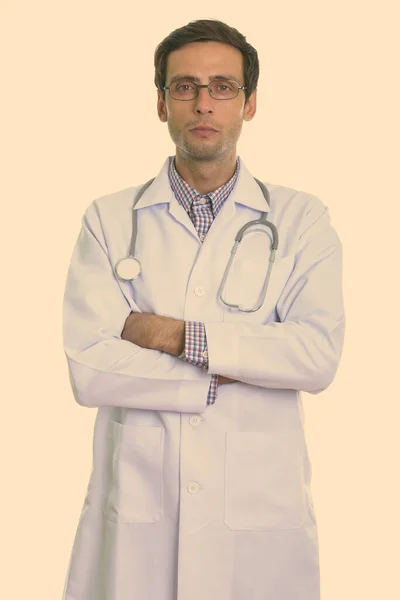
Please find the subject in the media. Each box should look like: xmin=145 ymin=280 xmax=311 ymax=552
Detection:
xmin=62 ymin=18 xmax=345 ymax=600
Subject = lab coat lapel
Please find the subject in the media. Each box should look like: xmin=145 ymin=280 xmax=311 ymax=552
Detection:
xmin=133 ymin=158 xmax=199 ymax=240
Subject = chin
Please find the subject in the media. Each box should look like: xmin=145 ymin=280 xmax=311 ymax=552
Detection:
xmin=182 ymin=143 xmax=225 ymax=162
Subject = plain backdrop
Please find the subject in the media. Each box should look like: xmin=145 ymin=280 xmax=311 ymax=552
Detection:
xmin=2 ymin=1 xmax=399 ymax=599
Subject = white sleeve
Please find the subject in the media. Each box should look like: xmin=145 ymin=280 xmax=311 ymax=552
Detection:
xmin=62 ymin=203 xmax=211 ymax=413
xmin=205 ymin=202 xmax=345 ymax=394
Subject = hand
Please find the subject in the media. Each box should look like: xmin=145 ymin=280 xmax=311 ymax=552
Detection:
xmin=121 ymin=312 xmax=159 ymax=349
xmin=218 ymin=375 xmax=238 ymax=385
xmin=121 ymin=311 xmax=185 ymax=356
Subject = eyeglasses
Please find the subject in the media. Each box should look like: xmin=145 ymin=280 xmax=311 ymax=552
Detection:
xmin=164 ymin=79 xmax=247 ymax=101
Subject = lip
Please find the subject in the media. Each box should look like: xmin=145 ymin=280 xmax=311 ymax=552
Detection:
xmin=190 ymin=129 xmax=217 ymax=137
xmin=190 ymin=125 xmax=218 ymax=132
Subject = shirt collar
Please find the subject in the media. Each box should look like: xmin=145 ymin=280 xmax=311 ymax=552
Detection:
xmin=133 ymin=155 xmax=270 ymax=214
xmin=168 ymin=155 xmax=240 ymax=217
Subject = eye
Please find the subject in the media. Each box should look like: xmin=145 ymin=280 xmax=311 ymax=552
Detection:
xmin=211 ymin=81 xmax=236 ymax=94
xmin=175 ymin=81 xmax=196 ymax=92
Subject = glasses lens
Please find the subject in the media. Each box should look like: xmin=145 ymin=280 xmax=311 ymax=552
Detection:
xmin=170 ymin=81 xmax=198 ymax=100
xmin=209 ymin=80 xmax=239 ymax=99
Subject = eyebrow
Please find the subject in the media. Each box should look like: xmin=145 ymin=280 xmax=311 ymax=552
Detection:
xmin=168 ymin=74 xmax=241 ymax=85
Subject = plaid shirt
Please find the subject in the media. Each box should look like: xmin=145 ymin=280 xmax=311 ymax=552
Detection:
xmin=168 ymin=156 xmax=240 ymax=405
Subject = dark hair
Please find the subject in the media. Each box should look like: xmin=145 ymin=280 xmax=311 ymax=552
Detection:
xmin=154 ymin=19 xmax=259 ymax=103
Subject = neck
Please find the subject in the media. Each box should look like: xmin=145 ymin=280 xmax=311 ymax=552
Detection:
xmin=174 ymin=151 xmax=237 ymax=194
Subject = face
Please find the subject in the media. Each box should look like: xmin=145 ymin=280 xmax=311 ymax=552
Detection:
xmin=157 ymin=41 xmax=257 ymax=164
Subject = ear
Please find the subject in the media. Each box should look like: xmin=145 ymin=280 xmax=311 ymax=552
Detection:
xmin=243 ymin=89 xmax=257 ymax=122
xmin=157 ymin=90 xmax=168 ymax=123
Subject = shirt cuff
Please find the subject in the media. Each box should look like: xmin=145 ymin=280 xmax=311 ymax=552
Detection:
xmin=178 ymin=322 xmax=217 ymax=405
xmin=180 ymin=321 xmax=209 ymax=368
xmin=206 ymin=374 xmax=219 ymax=405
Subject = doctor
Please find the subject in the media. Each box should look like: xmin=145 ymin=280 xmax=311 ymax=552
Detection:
xmin=62 ymin=18 xmax=345 ymax=600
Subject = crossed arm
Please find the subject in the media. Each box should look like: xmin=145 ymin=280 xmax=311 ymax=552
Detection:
xmin=63 ymin=200 xmax=344 ymax=411
xmin=121 ymin=312 xmax=236 ymax=385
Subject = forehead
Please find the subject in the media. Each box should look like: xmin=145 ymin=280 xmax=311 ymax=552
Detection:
xmin=166 ymin=41 xmax=244 ymax=81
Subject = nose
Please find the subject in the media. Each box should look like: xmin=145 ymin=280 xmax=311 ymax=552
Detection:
xmin=193 ymin=86 xmax=214 ymax=114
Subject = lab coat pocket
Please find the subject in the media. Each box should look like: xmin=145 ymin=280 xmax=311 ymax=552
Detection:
xmin=103 ymin=421 xmax=164 ymax=524
xmin=224 ymin=432 xmax=306 ymax=531
xmin=222 ymin=254 xmax=295 ymax=322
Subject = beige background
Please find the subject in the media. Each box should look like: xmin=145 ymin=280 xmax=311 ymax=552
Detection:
xmin=2 ymin=1 xmax=399 ymax=599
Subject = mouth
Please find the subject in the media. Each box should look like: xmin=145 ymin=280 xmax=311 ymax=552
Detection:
xmin=190 ymin=123 xmax=218 ymax=131
xmin=190 ymin=127 xmax=217 ymax=131
xmin=189 ymin=126 xmax=218 ymax=137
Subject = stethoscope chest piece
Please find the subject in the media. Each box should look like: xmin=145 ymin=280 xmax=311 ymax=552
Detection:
xmin=115 ymin=256 xmax=141 ymax=281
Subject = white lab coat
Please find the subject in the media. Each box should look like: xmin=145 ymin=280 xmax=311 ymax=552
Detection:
xmin=62 ymin=156 xmax=345 ymax=600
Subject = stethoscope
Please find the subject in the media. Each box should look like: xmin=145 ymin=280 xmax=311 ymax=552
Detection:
xmin=114 ymin=177 xmax=278 ymax=313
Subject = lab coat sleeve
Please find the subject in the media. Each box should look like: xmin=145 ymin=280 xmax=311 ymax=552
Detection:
xmin=205 ymin=201 xmax=345 ymax=394
xmin=62 ymin=202 xmax=212 ymax=413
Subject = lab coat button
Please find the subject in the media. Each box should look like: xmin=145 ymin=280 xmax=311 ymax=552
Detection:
xmin=187 ymin=482 xmax=200 ymax=494
xmin=202 ymin=350 xmax=208 ymax=359
xmin=194 ymin=286 xmax=205 ymax=297
xmin=189 ymin=415 xmax=201 ymax=426
xmin=199 ymin=234 xmax=205 ymax=241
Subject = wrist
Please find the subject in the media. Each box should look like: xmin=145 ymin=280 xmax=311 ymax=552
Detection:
xmin=174 ymin=321 xmax=185 ymax=356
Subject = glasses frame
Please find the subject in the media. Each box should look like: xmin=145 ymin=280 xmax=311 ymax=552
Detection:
xmin=163 ymin=79 xmax=247 ymax=101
